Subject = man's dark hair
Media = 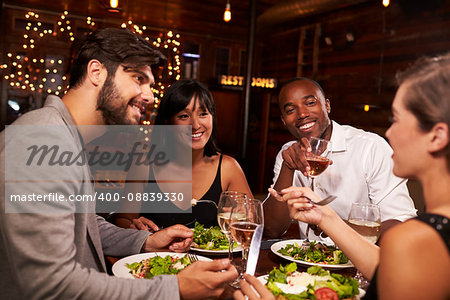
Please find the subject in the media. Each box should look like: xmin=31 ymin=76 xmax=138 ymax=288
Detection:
xmin=279 ymin=77 xmax=326 ymax=98
xmin=69 ymin=28 xmax=166 ymax=88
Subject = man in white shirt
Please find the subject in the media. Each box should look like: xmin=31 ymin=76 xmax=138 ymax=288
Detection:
xmin=264 ymin=78 xmax=417 ymax=241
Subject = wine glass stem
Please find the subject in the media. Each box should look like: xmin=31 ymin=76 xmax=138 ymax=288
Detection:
xmin=226 ymin=235 xmax=234 ymax=261
xmin=241 ymin=247 xmax=249 ymax=275
xmin=355 ymin=270 xmax=369 ymax=289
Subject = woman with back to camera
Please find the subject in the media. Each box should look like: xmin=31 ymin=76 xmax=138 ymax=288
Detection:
xmin=116 ymin=79 xmax=253 ymax=230
xmin=235 ymin=54 xmax=450 ymax=300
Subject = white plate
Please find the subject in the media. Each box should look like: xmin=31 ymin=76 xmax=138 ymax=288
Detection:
xmin=112 ymin=252 xmax=212 ymax=279
xmin=270 ymin=239 xmax=354 ymax=269
xmin=190 ymin=245 xmax=242 ymax=254
xmin=257 ymin=274 xmax=365 ymax=299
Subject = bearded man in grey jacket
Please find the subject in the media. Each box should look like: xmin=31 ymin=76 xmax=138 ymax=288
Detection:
xmin=0 ymin=28 xmax=237 ymax=300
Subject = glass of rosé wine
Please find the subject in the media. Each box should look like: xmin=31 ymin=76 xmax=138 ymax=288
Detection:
xmin=305 ymin=137 xmax=332 ymax=191
xmin=229 ymin=198 xmax=264 ymax=286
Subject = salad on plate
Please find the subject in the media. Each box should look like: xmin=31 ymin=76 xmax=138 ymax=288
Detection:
xmin=263 ymin=263 xmax=361 ymax=300
xmin=191 ymin=222 xmax=238 ymax=251
xmin=278 ymin=240 xmax=349 ymax=265
xmin=126 ymin=254 xmax=191 ymax=279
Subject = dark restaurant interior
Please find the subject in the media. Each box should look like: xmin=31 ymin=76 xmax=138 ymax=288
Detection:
xmin=1 ymin=0 xmax=450 ymax=209
xmin=1 ymin=0 xmax=450 ymax=299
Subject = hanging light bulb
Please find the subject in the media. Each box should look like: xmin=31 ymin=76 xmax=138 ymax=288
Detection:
xmin=382 ymin=0 xmax=390 ymax=7
xmin=110 ymin=0 xmax=119 ymax=8
xmin=223 ymin=1 xmax=231 ymax=22
xmin=107 ymin=0 xmax=121 ymax=12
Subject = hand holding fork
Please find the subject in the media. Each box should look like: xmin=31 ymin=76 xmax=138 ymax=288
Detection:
xmin=187 ymin=253 xmax=198 ymax=263
xmin=269 ymin=187 xmax=335 ymax=237
xmin=269 ymin=187 xmax=336 ymax=206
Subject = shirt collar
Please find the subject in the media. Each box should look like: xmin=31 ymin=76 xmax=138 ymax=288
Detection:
xmin=43 ymin=95 xmax=83 ymax=145
xmin=44 ymin=95 xmax=76 ymax=127
xmin=330 ymin=120 xmax=346 ymax=152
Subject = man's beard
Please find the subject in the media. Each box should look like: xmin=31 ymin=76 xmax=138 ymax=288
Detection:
xmin=96 ymin=75 xmax=136 ymax=125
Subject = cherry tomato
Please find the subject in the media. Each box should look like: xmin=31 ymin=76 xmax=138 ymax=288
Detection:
xmin=314 ymin=287 xmax=339 ymax=300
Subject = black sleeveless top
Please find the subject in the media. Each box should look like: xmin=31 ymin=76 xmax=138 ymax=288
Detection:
xmin=364 ymin=213 xmax=450 ymax=299
xmin=141 ymin=155 xmax=223 ymax=228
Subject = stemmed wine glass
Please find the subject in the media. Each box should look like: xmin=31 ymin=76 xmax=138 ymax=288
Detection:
xmin=217 ymin=191 xmax=247 ymax=262
xmin=305 ymin=137 xmax=332 ymax=239
xmin=305 ymin=136 xmax=332 ymax=192
xmin=229 ymin=198 xmax=264 ymax=286
xmin=347 ymin=202 xmax=381 ymax=289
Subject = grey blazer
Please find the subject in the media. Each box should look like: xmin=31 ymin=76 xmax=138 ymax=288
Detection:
xmin=0 ymin=96 xmax=180 ymax=299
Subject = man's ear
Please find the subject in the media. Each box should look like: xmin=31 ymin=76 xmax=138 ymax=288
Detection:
xmin=86 ymin=59 xmax=106 ymax=87
xmin=280 ymin=115 xmax=286 ymax=126
xmin=429 ymin=122 xmax=449 ymax=153
xmin=325 ymin=98 xmax=331 ymax=114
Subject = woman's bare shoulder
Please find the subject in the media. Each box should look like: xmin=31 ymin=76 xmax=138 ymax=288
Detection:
xmin=377 ymin=218 xmax=450 ymax=299
xmin=380 ymin=218 xmax=447 ymax=259
xmin=382 ymin=218 xmax=445 ymax=247
xmin=219 ymin=154 xmax=253 ymax=197
xmin=221 ymin=154 xmax=242 ymax=168
xmin=221 ymin=154 xmax=247 ymax=176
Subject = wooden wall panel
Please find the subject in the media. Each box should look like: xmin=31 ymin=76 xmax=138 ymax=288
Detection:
xmin=211 ymin=90 xmax=244 ymax=157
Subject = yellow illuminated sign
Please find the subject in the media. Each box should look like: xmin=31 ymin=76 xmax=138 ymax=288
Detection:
xmin=220 ymin=75 xmax=277 ymax=89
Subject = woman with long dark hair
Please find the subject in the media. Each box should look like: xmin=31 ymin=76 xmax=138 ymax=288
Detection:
xmin=116 ymin=79 xmax=253 ymax=229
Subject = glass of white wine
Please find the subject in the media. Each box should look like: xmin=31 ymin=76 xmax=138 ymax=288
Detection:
xmin=217 ymin=191 xmax=247 ymax=261
xmin=229 ymin=198 xmax=264 ymax=285
xmin=348 ymin=202 xmax=381 ymax=289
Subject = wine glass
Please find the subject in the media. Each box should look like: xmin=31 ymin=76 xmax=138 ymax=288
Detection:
xmin=347 ymin=202 xmax=381 ymax=289
xmin=217 ymin=191 xmax=247 ymax=262
xmin=306 ymin=136 xmax=332 ymax=192
xmin=305 ymin=137 xmax=332 ymax=239
xmin=229 ymin=198 xmax=264 ymax=285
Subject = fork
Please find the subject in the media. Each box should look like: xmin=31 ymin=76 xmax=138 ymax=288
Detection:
xmin=191 ymin=199 xmax=218 ymax=209
xmin=274 ymin=190 xmax=337 ymax=206
xmin=310 ymin=195 xmax=337 ymax=206
xmin=187 ymin=253 xmax=198 ymax=263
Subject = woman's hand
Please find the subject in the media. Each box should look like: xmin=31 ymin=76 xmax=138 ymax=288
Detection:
xmin=130 ymin=216 xmax=159 ymax=232
xmin=268 ymin=187 xmax=326 ymax=225
xmin=233 ymin=274 xmax=275 ymax=300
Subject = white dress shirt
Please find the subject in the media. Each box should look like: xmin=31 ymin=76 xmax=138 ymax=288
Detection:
xmin=270 ymin=121 xmax=417 ymax=242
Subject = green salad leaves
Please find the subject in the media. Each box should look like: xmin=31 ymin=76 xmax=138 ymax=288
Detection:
xmin=278 ymin=241 xmax=349 ymax=265
xmin=266 ymin=263 xmax=359 ymax=299
xmin=192 ymin=222 xmax=237 ymax=250
xmin=126 ymin=254 xmax=191 ymax=279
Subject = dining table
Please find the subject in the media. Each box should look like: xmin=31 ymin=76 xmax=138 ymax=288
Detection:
xmin=106 ymin=221 xmax=358 ymax=300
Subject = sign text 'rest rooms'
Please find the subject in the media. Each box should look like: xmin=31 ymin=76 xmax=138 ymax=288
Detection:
xmin=220 ymin=75 xmax=277 ymax=89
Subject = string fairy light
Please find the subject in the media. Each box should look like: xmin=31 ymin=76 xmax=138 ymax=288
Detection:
xmin=1 ymin=9 xmax=182 ymax=125
xmin=86 ymin=16 xmax=96 ymax=28
xmin=1 ymin=11 xmax=76 ymax=95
